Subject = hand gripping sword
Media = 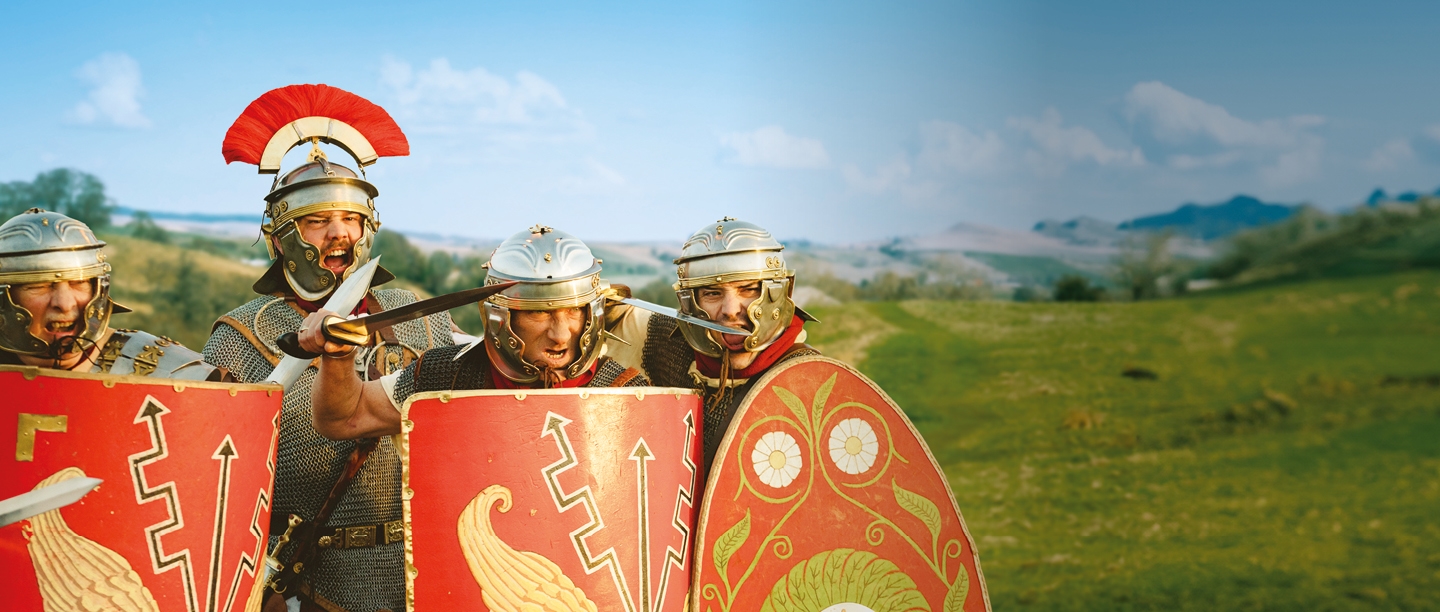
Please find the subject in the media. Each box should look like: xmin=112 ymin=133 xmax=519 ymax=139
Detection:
xmin=264 ymin=256 xmax=382 ymax=388
xmin=273 ymin=281 xmax=520 ymax=360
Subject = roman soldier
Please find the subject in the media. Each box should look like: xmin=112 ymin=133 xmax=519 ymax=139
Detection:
xmin=0 ymin=208 xmax=222 ymax=380
xmin=304 ymin=224 xmax=647 ymax=440
xmin=202 ymin=84 xmax=455 ymax=612
xmin=608 ymin=217 xmax=819 ymax=468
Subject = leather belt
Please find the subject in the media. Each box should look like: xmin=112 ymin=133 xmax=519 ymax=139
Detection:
xmin=316 ymin=520 xmax=406 ymax=549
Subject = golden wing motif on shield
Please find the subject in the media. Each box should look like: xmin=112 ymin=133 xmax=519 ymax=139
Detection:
xmin=458 ymin=484 xmax=598 ymax=612
xmin=25 ymin=467 xmax=160 ymax=612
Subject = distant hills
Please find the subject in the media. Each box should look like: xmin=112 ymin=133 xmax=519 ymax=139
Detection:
xmin=1117 ymin=195 xmax=1298 ymax=240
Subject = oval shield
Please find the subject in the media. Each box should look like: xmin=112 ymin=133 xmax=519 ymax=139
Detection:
xmin=401 ymin=387 xmax=703 ymax=611
xmin=0 ymin=365 xmax=282 ymax=612
xmin=692 ymin=356 xmax=990 ymax=612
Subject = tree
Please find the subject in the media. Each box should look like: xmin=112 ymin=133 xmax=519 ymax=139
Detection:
xmin=1114 ymin=231 xmax=1174 ymax=300
xmin=1053 ymin=275 xmax=1102 ymax=302
xmin=0 ymin=169 xmax=114 ymax=228
xmin=127 ymin=211 xmax=170 ymax=243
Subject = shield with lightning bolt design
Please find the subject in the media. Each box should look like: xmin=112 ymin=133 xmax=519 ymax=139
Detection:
xmin=693 ymin=356 xmax=992 ymax=612
xmin=0 ymin=365 xmax=282 ymax=612
xmin=401 ymin=387 xmax=703 ymax=611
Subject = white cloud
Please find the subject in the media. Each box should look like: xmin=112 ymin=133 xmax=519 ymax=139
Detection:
xmin=1121 ymin=81 xmax=1324 ymax=184
xmin=379 ymin=56 xmax=588 ymax=140
xmin=1007 ymin=108 xmax=1144 ymax=175
xmin=843 ymin=158 xmax=912 ymax=193
xmin=719 ymin=126 xmax=830 ymax=169
xmin=69 ymin=52 xmax=149 ymax=128
xmin=1364 ymin=138 xmax=1414 ymax=171
xmin=916 ymin=121 xmax=1004 ymax=173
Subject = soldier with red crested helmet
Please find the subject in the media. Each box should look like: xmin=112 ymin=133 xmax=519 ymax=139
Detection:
xmin=202 ymin=85 xmax=456 ymax=612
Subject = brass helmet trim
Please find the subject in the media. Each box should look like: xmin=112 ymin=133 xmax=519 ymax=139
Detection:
xmin=0 ymin=209 xmax=117 ymax=357
xmin=480 ymin=225 xmax=607 ymax=384
xmin=258 ymin=157 xmax=380 ymax=300
xmin=671 ymin=217 xmax=797 ymax=358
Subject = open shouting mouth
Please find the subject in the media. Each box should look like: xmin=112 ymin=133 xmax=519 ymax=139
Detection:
xmin=44 ymin=320 xmax=78 ymax=338
xmin=322 ymin=247 xmax=352 ymax=274
xmin=538 ymin=346 xmax=571 ymax=368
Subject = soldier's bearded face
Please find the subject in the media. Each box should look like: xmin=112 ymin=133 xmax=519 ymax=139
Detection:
xmin=13 ymin=280 xmax=95 ymax=363
xmin=697 ymin=280 xmax=761 ymax=352
xmin=511 ymin=307 xmax=585 ymax=372
xmin=296 ymin=211 xmax=363 ymax=275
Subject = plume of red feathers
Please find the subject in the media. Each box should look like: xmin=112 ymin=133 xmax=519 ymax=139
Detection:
xmin=221 ymin=84 xmax=409 ymax=165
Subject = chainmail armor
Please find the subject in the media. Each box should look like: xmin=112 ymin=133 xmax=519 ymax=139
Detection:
xmin=640 ymin=313 xmax=820 ymax=469
xmin=203 ymin=289 xmax=452 ymax=612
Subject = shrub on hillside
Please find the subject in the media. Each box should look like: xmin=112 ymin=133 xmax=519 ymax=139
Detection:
xmin=1054 ymin=275 xmax=1104 ymax=302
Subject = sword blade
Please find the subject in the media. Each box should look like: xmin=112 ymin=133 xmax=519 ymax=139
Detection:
xmin=0 ymin=477 xmax=102 ymax=527
xmin=265 ymin=256 xmax=383 ymax=386
xmin=324 ymin=281 xmax=519 ymax=341
xmin=618 ymin=297 xmax=750 ymax=336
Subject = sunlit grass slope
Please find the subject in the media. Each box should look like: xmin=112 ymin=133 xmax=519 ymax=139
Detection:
xmin=806 ymin=272 xmax=1440 ymax=611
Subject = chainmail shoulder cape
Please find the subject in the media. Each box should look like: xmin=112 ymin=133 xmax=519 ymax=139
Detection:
xmin=391 ymin=341 xmax=649 ymax=404
xmin=203 ymin=288 xmax=454 ymax=612
xmin=638 ymin=313 xmax=820 ymax=469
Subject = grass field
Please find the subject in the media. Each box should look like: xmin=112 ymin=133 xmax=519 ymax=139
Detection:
xmin=805 ymin=272 xmax=1440 ymax=611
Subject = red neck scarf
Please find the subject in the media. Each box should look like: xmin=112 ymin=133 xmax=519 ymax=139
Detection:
xmin=488 ymin=360 xmax=598 ymax=390
xmin=694 ymin=316 xmax=805 ymax=379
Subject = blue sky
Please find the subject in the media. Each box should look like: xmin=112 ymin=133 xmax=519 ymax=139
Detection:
xmin=2 ymin=1 xmax=1439 ymax=242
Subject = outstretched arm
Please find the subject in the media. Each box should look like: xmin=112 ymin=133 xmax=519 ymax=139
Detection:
xmin=299 ymin=310 xmax=401 ymax=439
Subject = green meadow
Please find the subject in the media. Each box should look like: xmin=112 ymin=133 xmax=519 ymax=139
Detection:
xmin=806 ymin=272 xmax=1440 ymax=611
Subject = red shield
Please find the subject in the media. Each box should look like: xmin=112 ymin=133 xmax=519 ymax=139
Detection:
xmin=0 ymin=365 xmax=282 ymax=612
xmin=693 ymin=357 xmax=991 ymax=612
xmin=401 ymin=388 xmax=703 ymax=611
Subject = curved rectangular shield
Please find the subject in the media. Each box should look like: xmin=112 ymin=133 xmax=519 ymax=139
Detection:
xmin=401 ymin=387 xmax=702 ymax=612
xmin=0 ymin=365 xmax=282 ymax=612
xmin=693 ymin=356 xmax=991 ymax=612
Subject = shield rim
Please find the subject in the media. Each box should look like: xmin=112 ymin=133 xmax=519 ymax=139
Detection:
xmin=397 ymin=385 xmax=700 ymax=612
xmin=0 ymin=363 xmax=280 ymax=392
xmin=688 ymin=355 xmax=992 ymax=612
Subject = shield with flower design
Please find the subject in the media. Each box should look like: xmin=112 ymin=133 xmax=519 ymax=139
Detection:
xmin=400 ymin=387 xmax=703 ymax=611
xmin=0 ymin=365 xmax=282 ymax=612
xmin=692 ymin=356 xmax=990 ymax=612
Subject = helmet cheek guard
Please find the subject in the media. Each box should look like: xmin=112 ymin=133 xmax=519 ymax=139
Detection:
xmin=480 ymin=225 xmax=607 ymax=386
xmin=482 ymin=297 xmax=604 ymax=385
xmin=0 ymin=209 xmax=121 ymax=358
xmin=266 ymin=211 xmax=378 ymax=302
xmin=672 ymin=217 xmax=799 ymax=358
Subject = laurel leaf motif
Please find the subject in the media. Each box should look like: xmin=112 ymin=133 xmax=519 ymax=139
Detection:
xmin=713 ymin=509 xmax=751 ymax=576
xmin=943 ymin=568 xmax=970 ymax=612
xmin=760 ymin=548 xmax=930 ymax=612
xmin=893 ymin=479 xmax=942 ymax=541
xmin=811 ymin=373 xmax=837 ymax=428
xmin=772 ymin=386 xmax=810 ymax=432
